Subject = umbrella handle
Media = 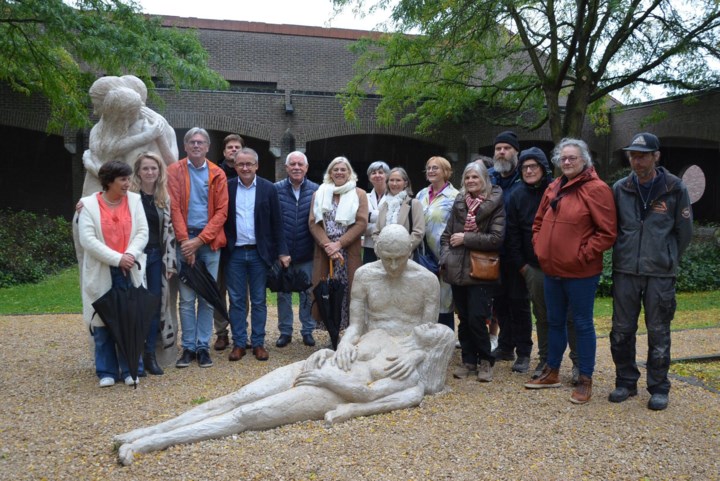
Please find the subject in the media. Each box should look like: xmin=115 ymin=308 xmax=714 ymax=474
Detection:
xmin=329 ymin=258 xmax=344 ymax=279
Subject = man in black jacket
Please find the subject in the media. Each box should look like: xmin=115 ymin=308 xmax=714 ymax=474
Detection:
xmin=609 ymin=133 xmax=693 ymax=411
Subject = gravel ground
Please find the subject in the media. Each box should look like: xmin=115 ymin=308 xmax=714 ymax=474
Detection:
xmin=1 ymin=312 xmax=718 ymax=481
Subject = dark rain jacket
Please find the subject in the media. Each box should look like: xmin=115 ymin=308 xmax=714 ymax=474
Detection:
xmin=612 ymin=166 xmax=693 ymax=277
xmin=440 ymin=186 xmax=505 ymax=286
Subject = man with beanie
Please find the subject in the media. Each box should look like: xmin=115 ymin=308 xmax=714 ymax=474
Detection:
xmin=609 ymin=133 xmax=693 ymax=411
xmin=506 ymin=147 xmax=580 ymax=379
xmin=489 ymin=131 xmax=534 ymax=373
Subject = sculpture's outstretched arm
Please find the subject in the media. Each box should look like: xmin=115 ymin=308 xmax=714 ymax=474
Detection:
xmin=324 ymin=385 xmax=424 ymax=425
xmin=294 ymin=368 xmax=418 ymax=404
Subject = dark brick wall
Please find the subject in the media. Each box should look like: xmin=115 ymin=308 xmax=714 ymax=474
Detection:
xmin=1 ymin=18 xmax=718 ymax=221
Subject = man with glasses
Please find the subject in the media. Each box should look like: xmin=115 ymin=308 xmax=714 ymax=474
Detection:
xmin=274 ymin=151 xmax=319 ymax=348
xmin=488 ymin=131 xmax=534 ymax=374
xmin=609 ymin=133 xmax=693 ymax=410
xmin=168 ymin=127 xmax=228 ymax=369
xmin=506 ymin=147 xmax=578 ymax=379
xmin=223 ymin=147 xmax=289 ymax=362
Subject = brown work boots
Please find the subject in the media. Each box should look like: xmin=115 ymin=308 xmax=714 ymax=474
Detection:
xmin=570 ymin=375 xmax=593 ymax=404
xmin=524 ymin=366 xmax=561 ymax=389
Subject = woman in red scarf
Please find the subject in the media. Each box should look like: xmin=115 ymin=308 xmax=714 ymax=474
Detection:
xmin=440 ymin=162 xmax=505 ymax=382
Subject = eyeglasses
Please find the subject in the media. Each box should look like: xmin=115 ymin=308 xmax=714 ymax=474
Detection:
xmin=522 ymin=163 xmax=541 ymax=172
xmin=425 ymin=166 xmax=440 ymax=172
xmin=236 ymin=162 xmax=256 ymax=169
xmin=559 ymin=155 xmax=580 ymax=164
xmin=187 ymin=140 xmax=208 ymax=146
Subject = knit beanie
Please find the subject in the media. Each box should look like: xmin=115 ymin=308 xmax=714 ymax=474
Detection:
xmin=494 ymin=131 xmax=520 ymax=152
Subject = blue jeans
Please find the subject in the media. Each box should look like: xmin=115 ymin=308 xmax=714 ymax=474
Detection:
xmin=92 ymin=267 xmax=139 ymax=379
xmin=544 ymin=274 xmax=599 ymax=377
xmin=226 ymin=246 xmax=269 ymax=348
xmin=276 ymin=260 xmax=316 ymax=337
xmin=144 ymin=247 xmax=163 ymax=354
xmin=177 ymin=241 xmax=220 ymax=352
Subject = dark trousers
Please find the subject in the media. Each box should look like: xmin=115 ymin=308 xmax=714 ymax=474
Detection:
xmin=453 ymin=284 xmax=494 ymax=366
xmin=610 ymin=272 xmax=676 ymax=395
xmin=494 ymin=265 xmax=533 ymax=357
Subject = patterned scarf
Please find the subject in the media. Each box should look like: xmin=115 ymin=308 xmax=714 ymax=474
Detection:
xmin=384 ymin=191 xmax=408 ymax=225
xmin=464 ymin=193 xmax=485 ymax=232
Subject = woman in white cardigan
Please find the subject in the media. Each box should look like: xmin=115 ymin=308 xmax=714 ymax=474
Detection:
xmin=78 ymin=161 xmax=148 ymax=388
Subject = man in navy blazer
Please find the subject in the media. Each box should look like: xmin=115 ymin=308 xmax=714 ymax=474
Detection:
xmin=224 ymin=147 xmax=289 ymax=362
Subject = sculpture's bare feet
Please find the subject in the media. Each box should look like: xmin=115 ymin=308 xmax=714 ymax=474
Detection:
xmin=114 ymin=429 xmax=145 ymax=445
xmin=118 ymin=444 xmax=135 ymax=466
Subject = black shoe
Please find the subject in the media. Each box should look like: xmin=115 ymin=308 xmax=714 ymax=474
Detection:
xmin=175 ymin=349 xmax=195 ymax=368
xmin=302 ymin=333 xmax=316 ymax=346
xmin=276 ymin=334 xmax=292 ymax=348
xmin=648 ymin=393 xmax=669 ymax=411
xmin=608 ymin=386 xmax=637 ymax=403
xmin=511 ymin=356 xmax=530 ymax=373
xmin=492 ymin=348 xmax=515 ymax=361
xmin=143 ymin=352 xmax=164 ymax=376
xmin=197 ymin=349 xmax=213 ymax=368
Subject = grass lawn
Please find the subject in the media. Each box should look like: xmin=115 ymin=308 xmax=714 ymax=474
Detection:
xmin=0 ymin=266 xmax=294 ymax=315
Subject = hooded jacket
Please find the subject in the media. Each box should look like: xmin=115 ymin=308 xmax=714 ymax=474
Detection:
xmin=612 ymin=166 xmax=693 ymax=277
xmin=505 ymin=147 xmax=553 ymax=271
xmin=532 ymin=166 xmax=617 ymax=278
xmin=440 ymin=186 xmax=505 ymax=286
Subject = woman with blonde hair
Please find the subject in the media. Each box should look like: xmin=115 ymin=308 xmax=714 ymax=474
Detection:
xmin=309 ymin=156 xmax=368 ymax=331
xmin=415 ymin=156 xmax=459 ymax=331
xmin=131 ymin=152 xmax=177 ymax=375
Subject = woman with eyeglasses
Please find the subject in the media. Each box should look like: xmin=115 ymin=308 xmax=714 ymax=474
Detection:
xmin=415 ymin=156 xmax=459 ymax=331
xmin=362 ymin=161 xmax=390 ymax=264
xmin=525 ymin=138 xmax=617 ymax=404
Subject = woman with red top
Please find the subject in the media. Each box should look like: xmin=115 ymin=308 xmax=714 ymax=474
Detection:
xmin=415 ymin=156 xmax=459 ymax=331
xmin=525 ymin=138 xmax=617 ymax=404
xmin=78 ymin=161 xmax=149 ymax=388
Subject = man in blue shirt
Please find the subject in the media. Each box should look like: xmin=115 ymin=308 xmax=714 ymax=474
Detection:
xmin=223 ymin=147 xmax=289 ymax=362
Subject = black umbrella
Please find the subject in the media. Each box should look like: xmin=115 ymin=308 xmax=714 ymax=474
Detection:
xmin=267 ymin=261 xmax=313 ymax=293
xmin=92 ymin=281 xmax=160 ymax=388
xmin=312 ymin=260 xmax=346 ymax=350
xmin=179 ymin=261 xmax=229 ymax=322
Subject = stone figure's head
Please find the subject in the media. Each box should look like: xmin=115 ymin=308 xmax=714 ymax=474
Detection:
xmin=411 ymin=322 xmax=455 ymax=394
xmin=89 ymin=76 xmax=125 ymax=115
xmin=103 ymin=87 xmax=142 ymax=124
xmin=121 ymin=75 xmax=148 ymax=103
xmin=374 ymin=224 xmax=412 ymax=278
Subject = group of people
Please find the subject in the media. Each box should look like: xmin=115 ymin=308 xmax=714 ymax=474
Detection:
xmin=77 ymin=121 xmax=693 ymax=411
xmin=438 ymin=130 xmax=692 ymax=410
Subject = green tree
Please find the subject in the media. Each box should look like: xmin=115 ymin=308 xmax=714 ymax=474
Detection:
xmin=333 ymin=0 xmax=720 ymax=141
xmin=0 ymin=0 xmax=227 ymax=132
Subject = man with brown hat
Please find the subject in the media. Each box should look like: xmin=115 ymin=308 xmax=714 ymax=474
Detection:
xmin=609 ymin=132 xmax=693 ymax=411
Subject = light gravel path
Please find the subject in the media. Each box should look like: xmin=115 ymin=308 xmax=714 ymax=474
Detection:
xmin=0 ymin=313 xmax=718 ymax=480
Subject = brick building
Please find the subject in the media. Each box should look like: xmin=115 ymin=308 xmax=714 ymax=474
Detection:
xmin=0 ymin=16 xmax=717 ymax=221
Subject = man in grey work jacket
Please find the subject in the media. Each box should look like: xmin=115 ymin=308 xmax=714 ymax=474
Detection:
xmin=609 ymin=132 xmax=693 ymax=411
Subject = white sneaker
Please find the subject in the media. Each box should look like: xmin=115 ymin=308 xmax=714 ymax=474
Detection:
xmin=99 ymin=377 xmax=115 ymax=388
xmin=124 ymin=376 xmax=139 ymax=386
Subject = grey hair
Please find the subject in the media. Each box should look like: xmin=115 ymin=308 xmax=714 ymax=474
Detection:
xmin=552 ymin=138 xmax=593 ymax=168
xmin=184 ymin=127 xmax=210 ymax=145
xmin=367 ymin=161 xmax=390 ymax=177
xmin=323 ymin=156 xmax=359 ymax=185
xmin=235 ymin=147 xmax=259 ymax=163
xmin=387 ymin=167 xmax=413 ymax=196
xmin=460 ymin=161 xmax=493 ymax=197
xmin=285 ymin=151 xmax=308 ymax=166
